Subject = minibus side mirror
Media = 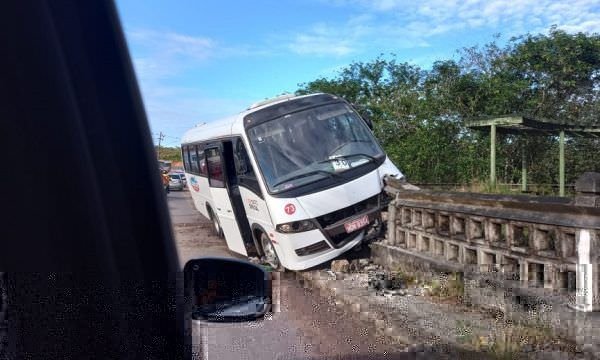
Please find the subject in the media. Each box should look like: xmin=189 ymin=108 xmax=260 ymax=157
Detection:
xmin=361 ymin=112 xmax=374 ymax=130
xmin=184 ymin=257 xmax=271 ymax=322
xmin=350 ymin=103 xmax=374 ymax=130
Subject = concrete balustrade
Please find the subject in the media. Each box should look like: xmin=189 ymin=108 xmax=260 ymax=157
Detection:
xmin=382 ymin=172 xmax=600 ymax=312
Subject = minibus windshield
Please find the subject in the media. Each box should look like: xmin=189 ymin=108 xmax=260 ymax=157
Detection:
xmin=247 ymin=103 xmax=384 ymax=193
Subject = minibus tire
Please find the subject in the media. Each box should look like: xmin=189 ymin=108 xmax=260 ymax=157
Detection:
xmin=208 ymin=208 xmax=223 ymax=237
xmin=259 ymin=232 xmax=284 ymax=272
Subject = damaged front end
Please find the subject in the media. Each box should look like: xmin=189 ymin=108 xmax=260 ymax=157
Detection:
xmin=313 ymin=191 xmax=389 ymax=249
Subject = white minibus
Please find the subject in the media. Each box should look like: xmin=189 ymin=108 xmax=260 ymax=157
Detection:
xmin=181 ymin=93 xmax=403 ymax=271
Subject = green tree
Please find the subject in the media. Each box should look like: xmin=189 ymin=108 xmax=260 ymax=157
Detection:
xmin=297 ymin=29 xmax=600 ymax=191
xmin=155 ymin=146 xmax=182 ymax=162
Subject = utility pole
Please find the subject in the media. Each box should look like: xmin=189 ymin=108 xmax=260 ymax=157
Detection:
xmin=157 ymin=132 xmax=165 ymax=159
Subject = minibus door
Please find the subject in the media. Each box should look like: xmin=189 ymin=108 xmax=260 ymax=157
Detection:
xmin=205 ymin=145 xmax=248 ymax=256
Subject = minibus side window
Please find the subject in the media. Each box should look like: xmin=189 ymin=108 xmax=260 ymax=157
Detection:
xmin=198 ymin=144 xmax=208 ymax=176
xmin=206 ymin=147 xmax=225 ymax=188
xmin=190 ymin=145 xmax=200 ymax=174
xmin=234 ymin=139 xmax=261 ymax=196
xmin=234 ymin=140 xmax=255 ymax=179
xmin=182 ymin=146 xmax=191 ymax=172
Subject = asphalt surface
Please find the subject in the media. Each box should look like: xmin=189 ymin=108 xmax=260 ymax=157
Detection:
xmin=167 ymin=190 xmax=438 ymax=360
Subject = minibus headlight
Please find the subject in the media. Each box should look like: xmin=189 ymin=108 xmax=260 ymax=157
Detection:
xmin=276 ymin=220 xmax=316 ymax=233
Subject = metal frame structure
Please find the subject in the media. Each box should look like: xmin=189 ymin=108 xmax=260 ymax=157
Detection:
xmin=467 ymin=116 xmax=600 ymax=196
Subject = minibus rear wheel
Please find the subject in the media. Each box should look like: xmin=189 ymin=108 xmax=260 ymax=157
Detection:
xmin=259 ymin=232 xmax=283 ymax=271
xmin=208 ymin=207 xmax=223 ymax=237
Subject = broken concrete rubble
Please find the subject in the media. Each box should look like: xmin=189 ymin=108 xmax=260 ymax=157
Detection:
xmin=383 ymin=289 xmax=407 ymax=297
xmin=368 ymin=271 xmax=406 ymax=296
xmin=348 ymin=259 xmax=360 ymax=272
xmin=363 ymin=264 xmax=379 ymax=272
xmin=330 ymin=259 xmax=349 ymax=273
xmin=327 ymin=256 xmax=413 ymax=297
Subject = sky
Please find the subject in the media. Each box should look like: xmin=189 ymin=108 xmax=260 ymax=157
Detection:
xmin=114 ymin=0 xmax=600 ymax=146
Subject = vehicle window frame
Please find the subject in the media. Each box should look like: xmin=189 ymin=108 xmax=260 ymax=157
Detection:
xmin=189 ymin=145 xmax=200 ymax=174
xmin=233 ymin=137 xmax=262 ymax=198
xmin=198 ymin=143 xmax=208 ymax=177
xmin=205 ymin=146 xmax=225 ymax=188
xmin=182 ymin=146 xmax=191 ymax=172
xmin=182 ymin=143 xmax=208 ymax=177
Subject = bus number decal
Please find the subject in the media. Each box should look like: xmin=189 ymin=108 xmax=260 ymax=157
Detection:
xmin=284 ymin=203 xmax=296 ymax=215
xmin=329 ymin=156 xmax=350 ymax=172
xmin=247 ymin=199 xmax=259 ymax=211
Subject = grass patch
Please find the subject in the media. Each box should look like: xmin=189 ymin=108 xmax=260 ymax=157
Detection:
xmin=469 ymin=180 xmax=516 ymax=195
xmin=392 ymin=268 xmax=417 ymax=285
xmin=455 ymin=319 xmax=474 ymax=345
xmin=427 ymin=272 xmax=464 ymax=300
xmin=484 ymin=315 xmax=572 ymax=359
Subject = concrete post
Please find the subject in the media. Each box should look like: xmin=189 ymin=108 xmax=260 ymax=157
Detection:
xmin=521 ymin=150 xmax=527 ymax=192
xmin=490 ymin=124 xmax=497 ymax=189
xmin=574 ymin=229 xmax=598 ymax=312
xmin=559 ymin=130 xmax=565 ymax=197
xmin=387 ymin=198 xmax=397 ymax=245
xmin=573 ymin=172 xmax=600 ymax=312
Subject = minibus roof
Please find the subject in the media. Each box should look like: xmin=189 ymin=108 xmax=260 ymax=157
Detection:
xmin=181 ymin=92 xmax=335 ymax=144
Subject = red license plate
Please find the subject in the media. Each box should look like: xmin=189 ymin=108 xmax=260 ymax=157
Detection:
xmin=344 ymin=215 xmax=370 ymax=233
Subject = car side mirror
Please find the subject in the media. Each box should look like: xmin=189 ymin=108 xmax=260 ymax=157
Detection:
xmin=184 ymin=257 xmax=271 ymax=322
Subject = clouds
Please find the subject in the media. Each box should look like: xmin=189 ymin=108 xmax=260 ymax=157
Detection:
xmin=120 ymin=0 xmax=600 ymax=138
xmin=288 ymin=24 xmax=356 ymax=56
xmin=305 ymin=0 xmax=600 ymax=59
xmin=140 ymin=85 xmax=250 ymax=136
xmin=125 ymin=29 xmax=258 ymax=137
xmin=286 ymin=14 xmax=431 ymax=57
xmin=127 ymin=29 xmax=270 ymax=81
xmin=127 ymin=29 xmax=216 ymax=81
xmin=287 ymin=17 xmax=373 ymax=56
xmin=128 ymin=29 xmax=215 ymax=60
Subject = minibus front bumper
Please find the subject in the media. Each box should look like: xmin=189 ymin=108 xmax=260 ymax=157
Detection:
xmin=282 ymin=230 xmax=366 ymax=271
xmin=280 ymin=212 xmax=383 ymax=271
xmin=277 ymin=192 xmax=389 ymax=270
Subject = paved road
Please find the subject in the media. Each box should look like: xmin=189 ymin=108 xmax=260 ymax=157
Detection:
xmin=168 ymin=189 xmax=243 ymax=262
xmin=167 ymin=190 xmax=420 ymax=360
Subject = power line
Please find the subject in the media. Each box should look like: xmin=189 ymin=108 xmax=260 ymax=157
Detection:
xmin=152 ymin=133 xmax=179 ymax=141
xmin=163 ymin=140 xmax=181 ymax=147
xmin=157 ymin=132 xmax=165 ymax=159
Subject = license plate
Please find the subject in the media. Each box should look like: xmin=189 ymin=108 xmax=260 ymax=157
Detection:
xmin=344 ymin=215 xmax=370 ymax=233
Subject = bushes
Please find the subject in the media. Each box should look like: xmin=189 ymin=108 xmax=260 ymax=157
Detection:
xmin=298 ymin=29 xmax=600 ymax=190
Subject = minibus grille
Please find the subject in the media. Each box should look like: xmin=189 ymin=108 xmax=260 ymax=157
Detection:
xmin=295 ymin=241 xmax=330 ymax=257
xmin=316 ymin=194 xmax=380 ymax=228
xmin=328 ymin=229 xmax=363 ymax=247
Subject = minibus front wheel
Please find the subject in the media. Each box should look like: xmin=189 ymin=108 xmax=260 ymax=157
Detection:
xmin=259 ymin=232 xmax=283 ymax=271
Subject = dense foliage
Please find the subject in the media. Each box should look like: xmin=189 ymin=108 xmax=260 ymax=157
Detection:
xmin=297 ymin=29 xmax=600 ymax=189
xmin=156 ymin=146 xmax=182 ymax=162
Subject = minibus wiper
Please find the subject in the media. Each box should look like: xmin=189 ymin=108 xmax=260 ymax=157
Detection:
xmin=318 ymin=153 xmax=378 ymax=164
xmin=272 ymin=170 xmax=342 ymax=188
xmin=341 ymin=153 xmax=377 ymax=162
